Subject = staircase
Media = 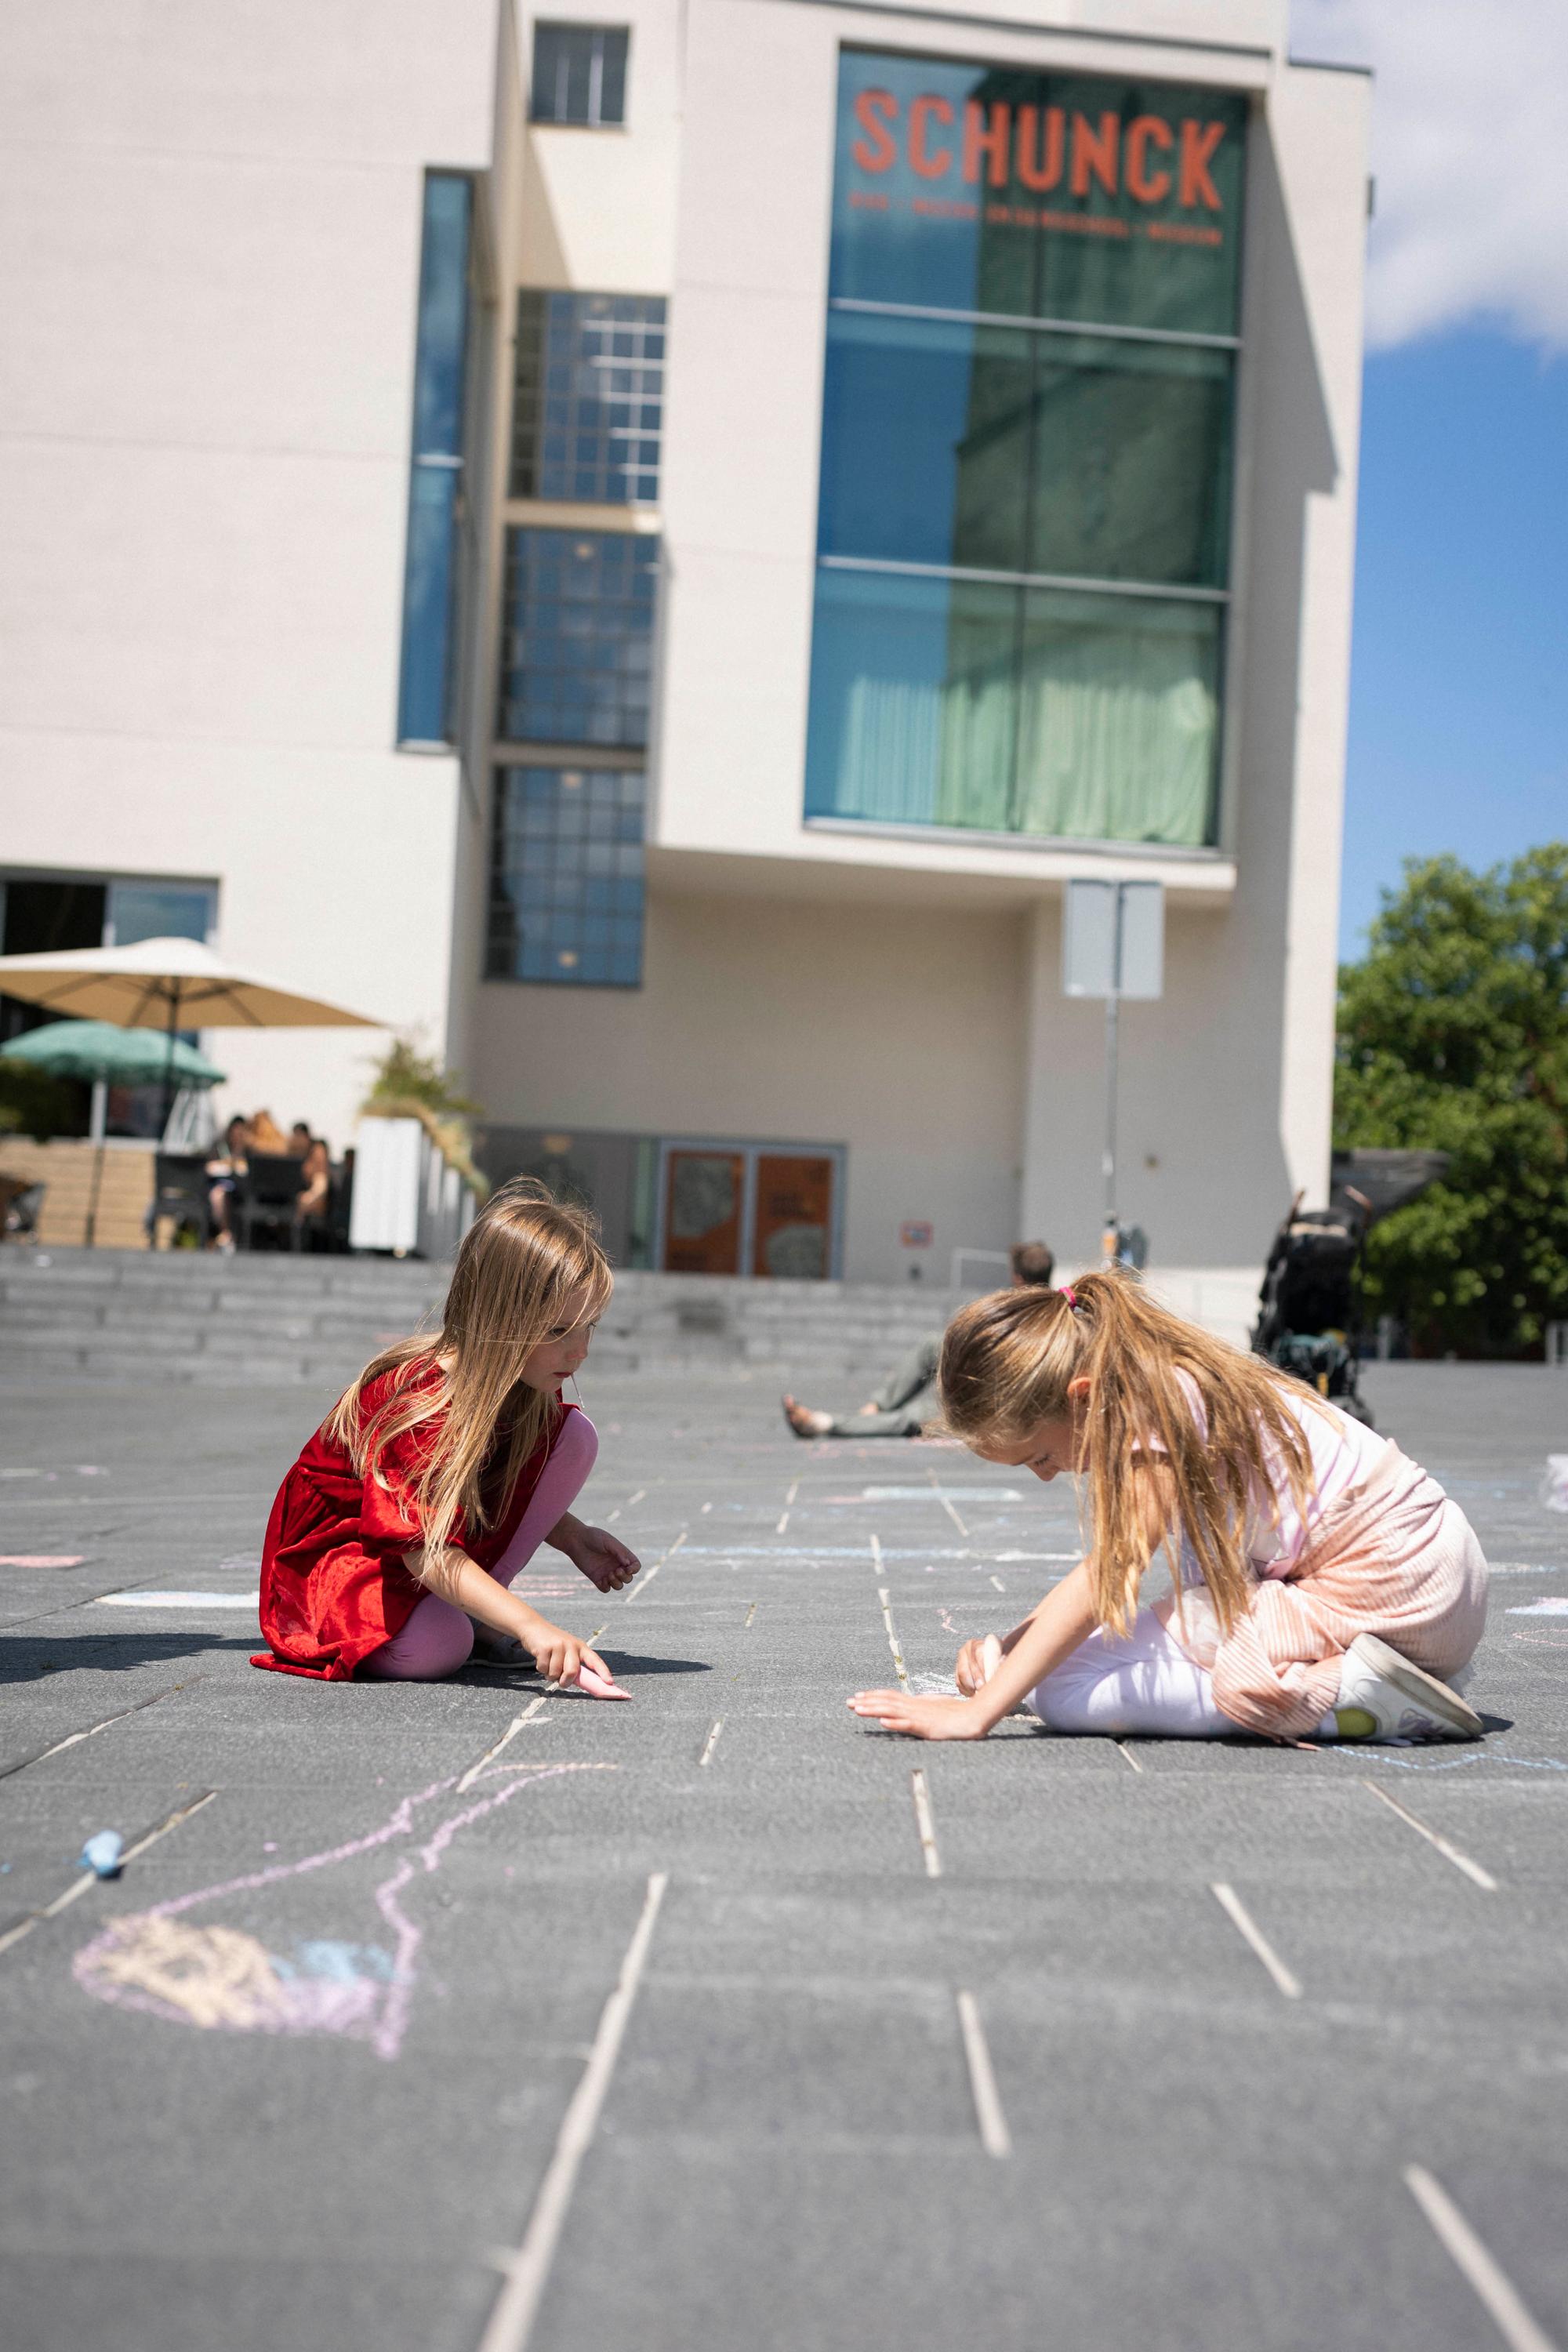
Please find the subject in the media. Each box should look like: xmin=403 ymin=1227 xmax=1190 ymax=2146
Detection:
xmin=0 ymin=1248 xmax=964 ymax=1386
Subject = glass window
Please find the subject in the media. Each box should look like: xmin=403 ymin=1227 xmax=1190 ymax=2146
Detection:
xmin=819 ymin=311 xmax=1232 ymax=586
xmin=510 ymin=292 xmax=666 ymax=505
xmin=106 ymin=883 xmax=212 ymax=946
xmin=496 ymin=528 xmax=659 ymax=746
xmin=829 ymin=51 xmax=1247 ymax=337
xmin=397 ymin=172 xmax=474 ymax=747
xmin=805 ymin=567 xmax=1218 ymax=848
xmin=487 ymin=767 xmax=645 ymax=986
xmin=530 ymin=24 xmax=630 ymax=127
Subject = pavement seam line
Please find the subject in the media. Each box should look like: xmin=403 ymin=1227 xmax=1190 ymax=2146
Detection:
xmin=458 ymin=1700 xmax=548 ymax=1794
xmin=955 ymin=1990 xmax=1011 ymax=2157
xmin=621 ymin=1530 xmax=686 ymax=1605
xmin=910 ymin=1769 xmax=942 ymax=1878
xmin=1209 ymin=1882 xmax=1303 ymax=1998
xmin=477 ymin=1871 xmax=669 ymax=2352
xmin=0 ymin=1674 xmax=203 ymax=1783
xmin=877 ymin=1586 xmax=909 ymax=1688
xmin=1362 ymin=1780 xmax=1499 ymax=1890
xmin=0 ymin=1788 xmax=218 ymax=1958
xmin=1404 ymin=2165 xmax=1560 ymax=2352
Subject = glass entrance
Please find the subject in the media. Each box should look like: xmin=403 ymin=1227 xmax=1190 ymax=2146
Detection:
xmin=656 ymin=1141 xmax=844 ymax=1278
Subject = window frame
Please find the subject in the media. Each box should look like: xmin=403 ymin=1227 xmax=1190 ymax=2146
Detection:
xmin=528 ymin=23 xmax=632 ymax=129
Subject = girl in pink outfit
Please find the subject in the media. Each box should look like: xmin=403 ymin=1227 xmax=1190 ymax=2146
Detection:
xmin=850 ymin=1269 xmax=1487 ymax=1747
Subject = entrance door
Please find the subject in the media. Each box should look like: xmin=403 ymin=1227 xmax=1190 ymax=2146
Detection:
xmin=752 ymin=1153 xmax=835 ymax=1280
xmin=662 ymin=1149 xmax=745 ymax=1276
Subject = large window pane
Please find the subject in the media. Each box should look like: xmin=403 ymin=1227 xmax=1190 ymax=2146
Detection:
xmin=806 ymin=570 xmax=1219 ymax=846
xmin=829 ymin=50 xmax=1247 ymax=336
xmin=805 ymin=567 xmax=1015 ymax=828
xmin=1014 ymin=589 xmax=1220 ymax=846
xmin=510 ymin=291 xmax=666 ymax=506
xmin=496 ymin=528 xmax=659 ymax=746
xmin=818 ymin=310 xmax=1031 ymax=572
xmin=1028 ymin=336 xmax=1232 ymax=586
xmin=488 ymin=767 xmax=644 ymax=986
xmin=396 ymin=172 xmax=473 ymax=746
xmin=530 ymin=24 xmax=630 ymax=127
xmin=820 ymin=314 xmax=1233 ymax=586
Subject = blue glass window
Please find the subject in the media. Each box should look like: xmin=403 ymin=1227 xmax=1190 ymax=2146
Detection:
xmin=530 ymin=25 xmax=629 ymax=126
xmin=396 ymin=172 xmax=473 ymax=748
xmin=487 ymin=766 xmax=645 ymax=986
xmin=510 ymin=292 xmax=666 ymax=505
xmin=496 ymin=528 xmax=658 ymax=746
xmin=804 ymin=49 xmax=1243 ymax=850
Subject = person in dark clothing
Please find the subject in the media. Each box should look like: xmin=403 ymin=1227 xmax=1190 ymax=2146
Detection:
xmin=782 ymin=1242 xmax=1055 ymax=1439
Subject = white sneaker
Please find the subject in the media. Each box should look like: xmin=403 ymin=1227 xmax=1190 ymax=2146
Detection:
xmin=1330 ymin=1632 xmax=1483 ymax=1742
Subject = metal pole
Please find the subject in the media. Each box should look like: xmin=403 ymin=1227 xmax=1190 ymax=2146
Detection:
xmin=1103 ymin=992 xmax=1120 ymax=1242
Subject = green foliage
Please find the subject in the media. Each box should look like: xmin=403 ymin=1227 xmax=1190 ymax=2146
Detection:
xmin=0 ymin=1061 xmax=85 ymax=1141
xmin=361 ymin=1035 xmax=482 ymax=1123
xmin=1335 ymin=846 xmax=1568 ymax=1357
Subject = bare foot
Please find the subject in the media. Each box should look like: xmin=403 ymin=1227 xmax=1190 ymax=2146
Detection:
xmin=782 ymin=1394 xmax=832 ymax=1438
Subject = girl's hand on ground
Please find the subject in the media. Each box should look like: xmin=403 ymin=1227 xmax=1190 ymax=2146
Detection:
xmin=954 ymin=1634 xmax=1004 ymax=1696
xmin=569 ymin=1525 xmax=641 ymax=1592
xmin=847 ymin=1690 xmax=991 ymax=1740
xmin=530 ymin=1625 xmax=615 ymax=1689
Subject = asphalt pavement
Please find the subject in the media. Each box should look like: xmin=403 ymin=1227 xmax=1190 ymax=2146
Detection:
xmin=2 ymin=1356 xmax=1566 ymax=2352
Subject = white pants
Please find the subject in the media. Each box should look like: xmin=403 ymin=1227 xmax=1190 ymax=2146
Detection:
xmin=1029 ymin=1606 xmax=1236 ymax=1738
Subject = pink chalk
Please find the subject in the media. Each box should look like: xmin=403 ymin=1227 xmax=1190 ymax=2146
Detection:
xmin=575 ymin=1661 xmax=631 ymax=1701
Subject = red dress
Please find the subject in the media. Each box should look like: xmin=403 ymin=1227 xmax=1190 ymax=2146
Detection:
xmin=251 ymin=1363 xmax=576 ymax=1680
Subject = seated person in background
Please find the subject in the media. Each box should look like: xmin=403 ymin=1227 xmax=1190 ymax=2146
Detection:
xmin=783 ymin=1240 xmax=1055 ymax=1439
xmin=246 ymin=1109 xmax=291 ymax=1156
xmin=205 ymin=1112 xmax=252 ymax=1252
xmin=296 ymin=1130 xmax=331 ymax=1225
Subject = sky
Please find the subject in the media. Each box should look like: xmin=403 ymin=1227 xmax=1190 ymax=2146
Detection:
xmin=1286 ymin=2 xmax=1568 ymax=959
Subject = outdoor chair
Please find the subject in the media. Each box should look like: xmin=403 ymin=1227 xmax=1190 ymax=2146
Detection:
xmin=234 ymin=1152 xmax=307 ymax=1251
xmin=151 ymin=1152 xmax=213 ymax=1250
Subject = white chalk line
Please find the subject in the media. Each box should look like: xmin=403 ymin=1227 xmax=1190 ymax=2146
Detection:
xmin=955 ymin=1990 xmax=1011 ymax=2157
xmin=1114 ymin=1739 xmax=1144 ymax=1774
xmin=698 ymin=1719 xmax=724 ymax=1769
xmin=477 ymin=1871 xmax=669 ymax=2352
xmin=1210 ymin=1882 xmax=1303 ymax=1999
xmin=869 ymin=1532 xmax=883 ymax=1576
xmin=910 ymin=1769 xmax=942 ymax=1878
xmin=621 ymin=1530 xmax=687 ymax=1606
xmin=458 ymin=1700 xmax=549 ymax=1794
xmin=928 ymin=1468 xmax=969 ymax=1538
xmin=1404 ymin=2165 xmax=1560 ymax=2352
xmin=989 ymin=1574 xmax=1005 ymax=1592
xmin=877 ymin=1587 xmax=909 ymax=1689
xmin=1363 ymin=1780 xmax=1499 ymax=1891
xmin=0 ymin=1789 xmax=218 ymax=1958
xmin=743 ymin=1600 xmax=758 ymax=1629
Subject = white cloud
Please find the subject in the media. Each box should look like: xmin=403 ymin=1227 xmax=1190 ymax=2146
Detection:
xmin=1290 ymin=0 xmax=1568 ymax=350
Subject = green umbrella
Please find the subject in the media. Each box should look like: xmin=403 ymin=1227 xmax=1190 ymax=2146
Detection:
xmin=0 ymin=1020 xmax=227 ymax=1089
xmin=1 ymin=1022 xmax=227 ymax=1247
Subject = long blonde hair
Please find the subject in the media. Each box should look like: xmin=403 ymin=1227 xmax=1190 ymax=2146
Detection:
xmin=938 ymin=1268 xmax=1318 ymax=1637
xmin=326 ymin=1178 xmax=612 ymax=1566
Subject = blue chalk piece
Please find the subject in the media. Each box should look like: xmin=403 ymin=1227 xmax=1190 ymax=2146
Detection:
xmin=80 ymin=1831 xmax=124 ymax=1878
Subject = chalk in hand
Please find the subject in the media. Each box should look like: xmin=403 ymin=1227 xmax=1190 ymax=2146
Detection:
xmin=576 ymin=1660 xmax=631 ymax=1700
xmin=80 ymin=1831 xmax=125 ymax=1878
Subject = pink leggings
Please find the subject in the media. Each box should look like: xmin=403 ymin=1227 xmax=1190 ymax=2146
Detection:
xmin=361 ymin=1410 xmax=598 ymax=1681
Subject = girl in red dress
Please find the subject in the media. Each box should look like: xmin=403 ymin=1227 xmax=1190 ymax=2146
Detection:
xmin=252 ymin=1179 xmax=637 ymax=1685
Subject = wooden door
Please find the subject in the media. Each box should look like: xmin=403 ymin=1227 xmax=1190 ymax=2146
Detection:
xmin=752 ymin=1154 xmax=834 ymax=1279
xmin=662 ymin=1149 xmax=744 ymax=1275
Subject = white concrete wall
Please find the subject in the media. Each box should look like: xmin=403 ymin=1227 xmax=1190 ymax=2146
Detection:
xmin=469 ymin=888 xmax=1029 ymax=1282
xmin=0 ymin=1 xmax=501 ymax=1149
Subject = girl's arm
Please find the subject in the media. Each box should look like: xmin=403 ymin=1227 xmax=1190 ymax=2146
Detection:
xmin=405 ymin=1545 xmax=612 ymax=1687
xmin=849 ymin=1559 xmax=1100 ymax=1739
xmin=544 ymin=1509 xmax=641 ymax=1593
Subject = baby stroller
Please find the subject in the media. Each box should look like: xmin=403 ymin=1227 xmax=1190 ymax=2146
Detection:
xmin=1251 ymin=1151 xmax=1450 ymax=1428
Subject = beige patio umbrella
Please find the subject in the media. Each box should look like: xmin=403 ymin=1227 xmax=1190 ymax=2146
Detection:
xmin=0 ymin=936 xmax=383 ymax=1236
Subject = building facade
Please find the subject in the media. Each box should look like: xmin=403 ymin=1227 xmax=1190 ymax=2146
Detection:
xmin=0 ymin=1 xmax=1369 ymax=1305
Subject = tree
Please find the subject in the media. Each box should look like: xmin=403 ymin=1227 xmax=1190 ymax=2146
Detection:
xmin=1334 ymin=846 xmax=1568 ymax=1358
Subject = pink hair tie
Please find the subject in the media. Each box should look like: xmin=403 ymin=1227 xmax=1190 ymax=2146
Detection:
xmin=1060 ymin=1284 xmax=1079 ymax=1309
